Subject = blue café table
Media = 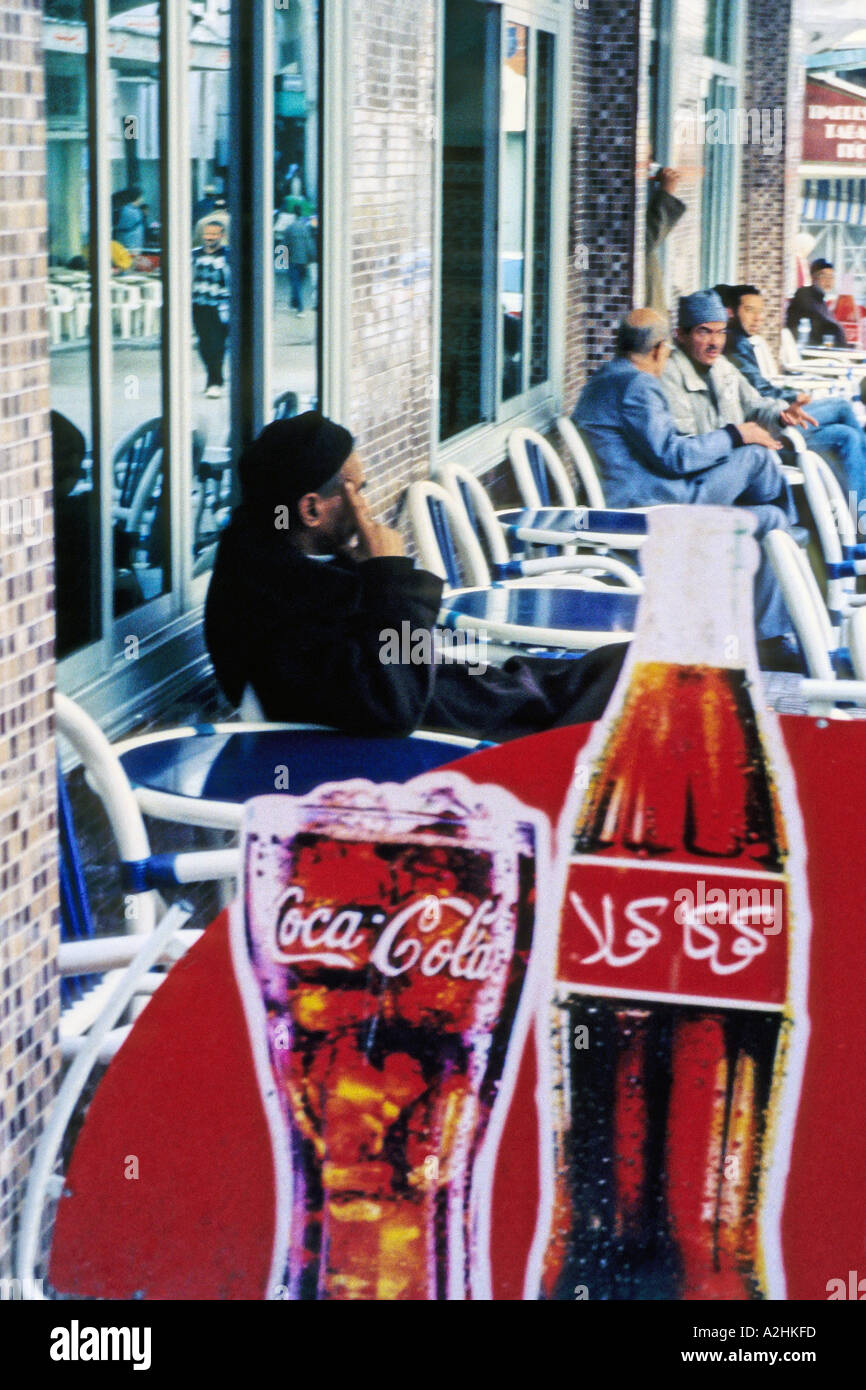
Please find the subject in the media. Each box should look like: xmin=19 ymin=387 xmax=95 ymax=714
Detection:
xmin=115 ymin=724 xmax=483 ymax=829
xmin=496 ymin=506 xmax=650 ymax=550
xmin=439 ymin=583 xmax=639 ymax=654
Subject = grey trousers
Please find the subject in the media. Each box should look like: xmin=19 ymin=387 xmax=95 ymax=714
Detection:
xmin=687 ymin=444 xmax=796 ymax=640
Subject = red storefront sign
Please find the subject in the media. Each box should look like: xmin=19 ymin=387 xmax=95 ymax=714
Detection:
xmin=804 ymin=81 xmax=866 ymax=164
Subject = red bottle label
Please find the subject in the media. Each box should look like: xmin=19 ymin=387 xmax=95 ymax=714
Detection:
xmin=559 ymin=858 xmax=788 ymax=1008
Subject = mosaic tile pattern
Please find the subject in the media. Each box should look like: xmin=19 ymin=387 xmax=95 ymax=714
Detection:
xmin=0 ymin=0 xmax=58 ymax=1277
xmin=738 ymin=0 xmax=795 ymax=338
xmin=564 ymin=0 xmax=643 ymax=408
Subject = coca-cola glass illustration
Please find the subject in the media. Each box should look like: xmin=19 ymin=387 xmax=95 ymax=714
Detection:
xmin=536 ymin=506 xmax=811 ymax=1302
xmin=231 ymin=773 xmax=547 ymax=1301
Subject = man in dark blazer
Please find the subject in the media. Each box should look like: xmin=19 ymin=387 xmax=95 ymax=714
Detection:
xmin=785 ymin=259 xmax=848 ymax=349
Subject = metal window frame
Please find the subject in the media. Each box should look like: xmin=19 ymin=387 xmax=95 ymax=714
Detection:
xmin=434 ymin=0 xmax=568 ymax=468
xmin=321 ymin=0 xmax=352 ymax=424
xmin=699 ymin=0 xmax=744 ymax=286
xmin=57 ymin=0 xmax=330 ymax=734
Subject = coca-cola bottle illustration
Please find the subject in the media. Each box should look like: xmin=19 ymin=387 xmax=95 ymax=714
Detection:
xmin=534 ymin=506 xmax=811 ymax=1302
xmin=230 ymin=773 xmax=549 ymax=1300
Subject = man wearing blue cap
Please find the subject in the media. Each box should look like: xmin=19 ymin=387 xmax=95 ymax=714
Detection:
xmin=573 ymin=308 xmax=799 ymax=664
xmin=662 ymin=289 xmax=819 ymax=440
xmin=665 ymin=289 xmax=866 ymax=501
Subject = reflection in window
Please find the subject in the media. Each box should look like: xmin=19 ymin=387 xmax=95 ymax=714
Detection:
xmin=501 ymin=23 xmax=526 ymax=403
xmin=440 ymin=2 xmax=555 ymax=441
xmin=440 ymin=0 xmax=498 ymax=439
xmin=272 ymin=0 xmax=320 ymax=423
xmin=190 ymin=1 xmax=233 ymax=579
xmin=705 ymin=0 xmax=738 ymax=65
xmin=109 ymin=0 xmax=168 ymax=617
xmin=530 ymin=29 xmax=553 ymax=389
xmin=44 ymin=0 xmax=99 ymax=657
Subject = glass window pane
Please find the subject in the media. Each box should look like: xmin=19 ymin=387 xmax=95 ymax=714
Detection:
xmin=272 ymin=0 xmax=320 ymax=424
xmin=109 ymin=0 xmax=167 ymax=618
xmin=501 ymin=21 xmax=527 ymax=403
xmin=705 ymin=0 xmax=737 ymax=64
xmin=44 ymin=1 xmax=100 ymax=658
xmin=440 ymin=0 xmax=499 ymax=440
xmin=530 ymin=28 xmax=554 ymax=388
xmin=190 ymin=1 xmax=232 ymax=576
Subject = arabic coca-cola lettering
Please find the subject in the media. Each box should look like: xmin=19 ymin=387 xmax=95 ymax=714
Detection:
xmin=537 ymin=507 xmax=811 ymax=1302
xmin=234 ymin=776 xmax=545 ymax=1301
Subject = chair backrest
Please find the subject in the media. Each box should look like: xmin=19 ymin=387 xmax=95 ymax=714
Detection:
xmin=57 ymin=761 xmax=97 ymax=1009
xmin=113 ymin=417 xmax=162 ymax=508
xmin=124 ymin=447 xmax=164 ymax=532
xmin=797 ymin=446 xmax=846 ymax=566
xmin=779 ymin=327 xmax=801 ymax=370
xmin=56 ymin=692 xmax=159 ymax=936
xmin=763 ymin=529 xmax=835 ymax=678
xmin=272 ymin=389 xmax=299 ymax=420
xmin=435 ymin=463 xmax=511 ymax=565
xmin=751 ymin=334 xmax=780 ymax=381
xmin=556 ymin=416 xmax=607 ymax=508
xmin=507 ymin=427 xmax=577 ymax=509
xmin=406 ymin=480 xmax=491 ymax=588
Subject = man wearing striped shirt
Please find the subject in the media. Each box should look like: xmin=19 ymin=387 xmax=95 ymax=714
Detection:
xmin=192 ymin=218 xmax=230 ymax=398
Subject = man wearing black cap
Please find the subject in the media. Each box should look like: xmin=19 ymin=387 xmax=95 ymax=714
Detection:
xmin=204 ymin=413 xmax=627 ymax=740
xmin=785 ymin=260 xmax=848 ymax=349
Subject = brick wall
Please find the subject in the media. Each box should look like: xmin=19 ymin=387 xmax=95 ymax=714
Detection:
xmin=738 ymin=0 xmax=795 ymax=339
xmin=564 ymin=0 xmax=642 ymax=409
xmin=0 ymin=0 xmax=58 ymax=1277
xmin=347 ymin=0 xmax=437 ymax=527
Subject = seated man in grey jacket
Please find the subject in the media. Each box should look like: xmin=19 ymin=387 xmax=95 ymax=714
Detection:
xmin=662 ymin=288 xmax=818 ymax=447
xmin=574 ymin=307 xmax=800 ymax=667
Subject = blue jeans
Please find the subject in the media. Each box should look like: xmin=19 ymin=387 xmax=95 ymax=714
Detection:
xmin=803 ymin=397 xmax=866 ymax=497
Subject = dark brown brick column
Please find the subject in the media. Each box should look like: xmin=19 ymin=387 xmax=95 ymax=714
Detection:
xmin=564 ymin=0 xmax=642 ymax=408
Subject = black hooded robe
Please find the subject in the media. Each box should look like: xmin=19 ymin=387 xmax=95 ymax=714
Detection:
xmin=204 ymin=508 xmax=627 ymax=743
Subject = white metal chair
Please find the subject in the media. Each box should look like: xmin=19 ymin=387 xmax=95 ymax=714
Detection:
xmin=780 ymin=327 xmax=866 ymax=373
xmin=139 ymin=278 xmax=162 ymax=337
xmin=433 ymin=464 xmax=642 ymax=592
xmin=111 ymin=280 xmax=144 ymax=339
xmin=799 ymin=605 xmax=866 ymax=715
xmin=750 ymin=335 xmax=838 ymax=397
xmin=795 ymin=444 xmax=866 ymax=631
xmin=47 ymin=284 xmax=76 ymax=345
xmin=15 ymin=691 xmax=245 ymax=1296
xmin=763 ymin=529 xmax=837 ymax=689
xmin=507 ymin=427 xmax=578 ymax=509
xmin=556 ymin=416 xmax=607 ymax=508
xmin=410 ymin=476 xmax=641 ymax=593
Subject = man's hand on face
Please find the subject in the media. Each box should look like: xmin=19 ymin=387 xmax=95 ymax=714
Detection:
xmin=738 ymin=421 xmax=782 ymax=451
xmin=659 ymin=168 xmax=681 ymax=195
xmin=778 ymin=404 xmax=819 ymax=429
xmin=341 ymin=480 xmax=405 ymax=559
